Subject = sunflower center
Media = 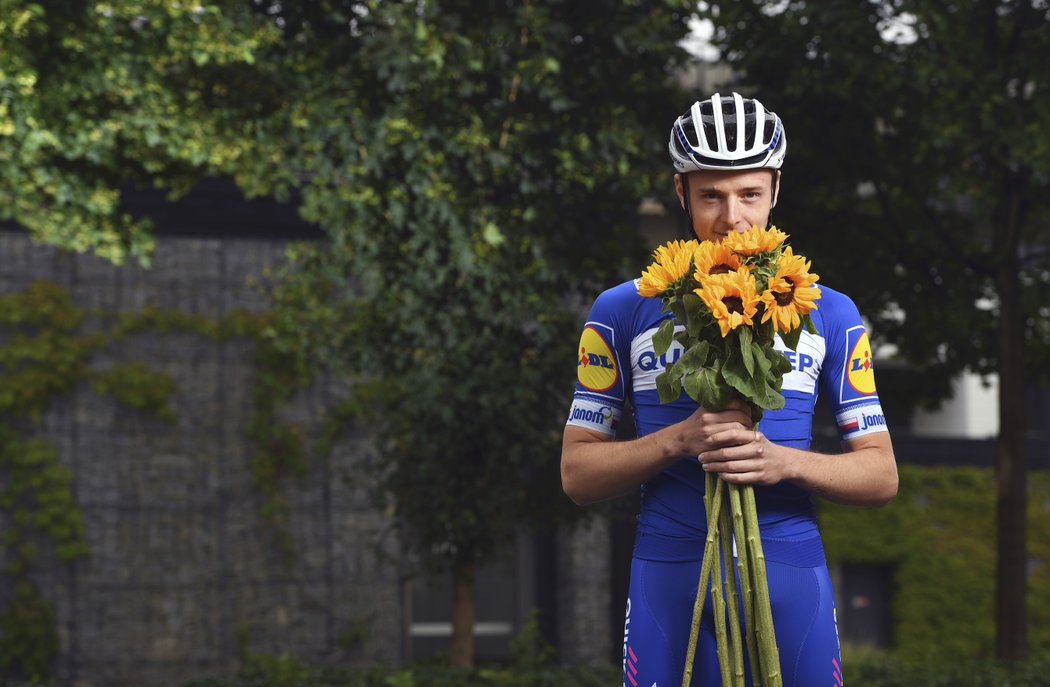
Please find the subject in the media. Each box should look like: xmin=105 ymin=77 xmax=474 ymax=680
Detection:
xmin=709 ymin=263 xmax=733 ymax=275
xmin=773 ymin=277 xmax=796 ymax=305
xmin=723 ymin=296 xmax=744 ymax=314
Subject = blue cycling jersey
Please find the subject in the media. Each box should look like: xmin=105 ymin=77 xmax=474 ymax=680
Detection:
xmin=567 ymin=278 xmax=887 ymax=561
xmin=567 ymin=278 xmax=888 ymax=686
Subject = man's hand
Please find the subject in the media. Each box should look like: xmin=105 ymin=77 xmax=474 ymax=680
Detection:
xmin=697 ymin=428 xmax=783 ymax=486
xmin=669 ymin=400 xmax=755 ymax=459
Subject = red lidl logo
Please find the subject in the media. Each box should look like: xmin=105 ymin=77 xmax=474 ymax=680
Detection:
xmin=845 ymin=330 xmax=877 ymax=395
xmin=577 ymin=326 xmax=617 ymax=392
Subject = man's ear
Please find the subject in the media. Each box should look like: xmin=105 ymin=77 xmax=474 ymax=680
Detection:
xmin=674 ymin=173 xmax=687 ymax=210
xmin=771 ymin=170 xmax=782 ymax=209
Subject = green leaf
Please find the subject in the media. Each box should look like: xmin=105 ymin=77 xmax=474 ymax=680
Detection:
xmin=755 ymin=318 xmax=775 ymax=347
xmin=766 ymin=346 xmax=793 ymax=378
xmin=481 ymin=222 xmax=505 ymax=246
xmin=683 ymin=291 xmax=705 ymax=337
xmin=720 ymin=345 xmax=759 ymax=404
xmin=686 ymin=362 xmax=736 ymax=410
xmin=655 ymin=370 xmax=682 ymax=404
xmin=755 ymin=376 xmax=786 ymax=411
xmin=738 ymin=326 xmax=755 ymax=377
xmin=682 ymin=368 xmax=706 ymax=405
xmin=752 ymin=342 xmax=772 ymax=377
xmin=676 ymin=340 xmax=711 ymax=377
xmin=669 ymin=301 xmax=686 ymax=327
xmin=652 ymin=318 xmax=675 ymax=357
xmin=779 ymin=324 xmax=803 ymax=352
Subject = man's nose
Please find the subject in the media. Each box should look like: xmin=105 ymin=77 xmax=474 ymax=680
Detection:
xmin=722 ymin=200 xmax=745 ymax=229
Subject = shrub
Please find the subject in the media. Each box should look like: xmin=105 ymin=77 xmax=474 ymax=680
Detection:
xmin=844 ymin=643 xmax=1050 ymax=687
xmin=820 ymin=466 xmax=1050 ymax=662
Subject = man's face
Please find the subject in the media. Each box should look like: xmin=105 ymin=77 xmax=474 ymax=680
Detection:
xmin=674 ymin=168 xmax=780 ymax=242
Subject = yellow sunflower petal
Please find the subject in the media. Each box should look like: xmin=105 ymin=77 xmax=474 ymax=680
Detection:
xmin=697 ymin=267 xmax=760 ymax=338
xmin=693 ymin=240 xmax=743 ymax=279
xmin=758 ymin=247 xmax=822 ymax=332
xmin=723 ymin=225 xmax=789 ymax=256
xmin=638 ymin=239 xmax=701 ymax=297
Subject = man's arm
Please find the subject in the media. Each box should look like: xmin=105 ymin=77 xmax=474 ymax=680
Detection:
xmin=561 ymin=404 xmax=757 ymax=506
xmin=698 ymin=430 xmax=898 ymax=507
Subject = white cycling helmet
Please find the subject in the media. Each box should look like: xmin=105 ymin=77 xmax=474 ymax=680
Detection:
xmin=669 ymin=92 xmax=787 ymax=172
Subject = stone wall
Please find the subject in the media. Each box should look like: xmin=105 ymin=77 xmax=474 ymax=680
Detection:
xmin=0 ymin=229 xmax=403 ymax=687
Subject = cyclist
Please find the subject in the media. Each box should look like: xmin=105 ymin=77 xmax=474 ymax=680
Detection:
xmin=561 ymin=92 xmax=897 ymax=687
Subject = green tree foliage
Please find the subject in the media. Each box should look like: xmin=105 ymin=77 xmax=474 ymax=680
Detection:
xmin=2 ymin=0 xmax=699 ymax=666
xmin=0 ymin=1 xmax=281 ymax=264
xmin=699 ymin=0 xmax=1050 ymax=394
xmin=253 ymin=1 xmax=697 ymax=666
xmin=699 ymin=0 xmax=1050 ymax=660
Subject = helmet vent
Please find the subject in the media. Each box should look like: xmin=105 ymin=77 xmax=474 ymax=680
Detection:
xmin=668 ymin=92 xmax=787 ymax=172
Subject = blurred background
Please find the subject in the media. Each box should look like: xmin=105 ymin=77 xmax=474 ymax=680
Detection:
xmin=0 ymin=1 xmax=1048 ymax=685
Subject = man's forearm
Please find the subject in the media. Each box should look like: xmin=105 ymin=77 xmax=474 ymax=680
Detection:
xmin=735 ymin=437 xmax=898 ymax=507
xmin=697 ymin=431 xmax=898 ymax=507
xmin=561 ymin=428 xmax=686 ymax=506
xmin=782 ymin=443 xmax=898 ymax=506
xmin=561 ymin=404 xmax=757 ymax=506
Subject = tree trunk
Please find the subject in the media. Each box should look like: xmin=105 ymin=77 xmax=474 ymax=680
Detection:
xmin=995 ymin=186 xmax=1027 ymax=661
xmin=450 ymin=562 xmax=476 ymax=668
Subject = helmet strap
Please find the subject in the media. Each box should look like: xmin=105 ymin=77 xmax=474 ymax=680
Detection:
xmin=679 ymin=173 xmax=695 ymax=239
xmin=766 ymin=170 xmax=777 ymax=229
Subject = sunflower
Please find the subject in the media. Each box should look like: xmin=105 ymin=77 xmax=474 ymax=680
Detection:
xmin=638 ymin=239 xmax=701 ymax=297
xmin=696 ymin=267 xmax=760 ymax=338
xmin=722 ymin=225 xmax=789 ymax=256
xmin=759 ymin=247 xmax=821 ymax=333
xmin=693 ymin=240 xmax=743 ymax=280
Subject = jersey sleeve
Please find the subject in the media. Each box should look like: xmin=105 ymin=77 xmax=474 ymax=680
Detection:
xmin=565 ymin=285 xmax=631 ymax=437
xmin=818 ymin=289 xmax=890 ymax=441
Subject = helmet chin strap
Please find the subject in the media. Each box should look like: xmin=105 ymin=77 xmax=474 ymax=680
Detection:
xmin=679 ymin=173 xmax=696 ymax=239
xmin=766 ymin=172 xmax=776 ymax=229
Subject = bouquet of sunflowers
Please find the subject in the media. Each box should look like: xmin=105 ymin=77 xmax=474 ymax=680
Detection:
xmin=637 ymin=225 xmax=820 ymax=687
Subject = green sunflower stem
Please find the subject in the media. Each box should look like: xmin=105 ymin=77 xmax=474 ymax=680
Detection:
xmin=683 ymin=478 xmax=782 ymax=687
xmin=682 ymin=474 xmax=725 ymax=687
xmin=709 ymin=500 xmax=734 ymax=687
xmin=742 ymin=485 xmax=782 ymax=687
xmin=729 ymin=483 xmax=763 ymax=687
xmin=719 ymin=494 xmax=746 ymax=687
